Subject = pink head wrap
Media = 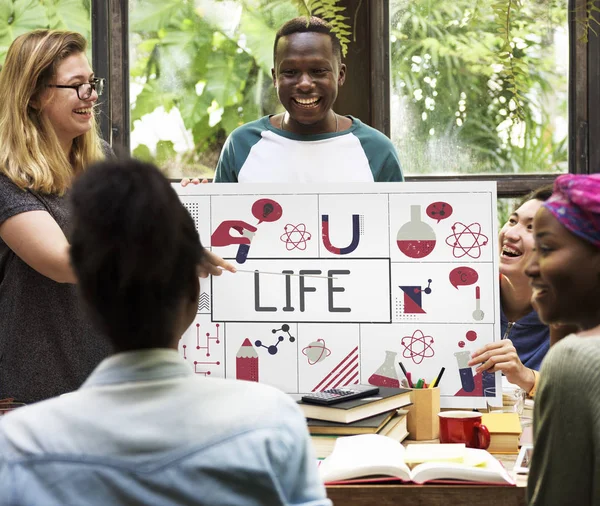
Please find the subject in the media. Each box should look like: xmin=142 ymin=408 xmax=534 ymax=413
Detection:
xmin=543 ymin=174 xmax=600 ymax=248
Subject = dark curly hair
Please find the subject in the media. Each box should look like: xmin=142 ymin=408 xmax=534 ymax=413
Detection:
xmin=69 ymin=158 xmax=204 ymax=351
xmin=273 ymin=16 xmax=342 ymax=66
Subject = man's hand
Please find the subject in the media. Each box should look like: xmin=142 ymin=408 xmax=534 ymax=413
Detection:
xmin=197 ymin=250 xmax=236 ymax=278
xmin=181 ymin=178 xmax=209 ymax=186
xmin=468 ymin=339 xmax=535 ymax=392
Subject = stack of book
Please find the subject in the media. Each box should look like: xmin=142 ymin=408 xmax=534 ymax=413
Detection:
xmin=480 ymin=412 xmax=523 ymax=454
xmin=297 ymin=387 xmax=412 ymax=458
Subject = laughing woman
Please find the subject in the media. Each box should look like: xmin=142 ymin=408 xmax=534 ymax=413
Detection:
xmin=0 ymin=30 xmax=113 ymax=403
xmin=0 ymin=31 xmax=234 ymax=404
xmin=0 ymin=31 xmax=115 ymax=403
xmin=525 ymin=174 xmax=600 ymax=506
xmin=468 ymin=187 xmax=554 ymax=395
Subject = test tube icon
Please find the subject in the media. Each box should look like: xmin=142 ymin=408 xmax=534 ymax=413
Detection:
xmin=454 ymin=350 xmax=475 ymax=392
xmin=235 ymin=229 xmax=255 ymax=264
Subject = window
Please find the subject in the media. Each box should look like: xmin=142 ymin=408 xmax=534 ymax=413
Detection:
xmin=127 ymin=0 xmax=299 ymax=179
xmin=103 ymin=0 xmax=596 ymax=185
xmin=389 ymin=0 xmax=569 ymax=177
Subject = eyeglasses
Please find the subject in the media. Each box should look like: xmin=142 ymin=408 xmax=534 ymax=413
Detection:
xmin=46 ymin=77 xmax=105 ymax=100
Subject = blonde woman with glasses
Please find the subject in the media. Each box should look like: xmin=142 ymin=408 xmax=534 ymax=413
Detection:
xmin=0 ymin=30 xmax=112 ymax=404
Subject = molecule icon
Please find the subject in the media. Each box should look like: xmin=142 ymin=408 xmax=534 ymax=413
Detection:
xmin=273 ymin=324 xmax=295 ymax=343
xmin=255 ymin=335 xmax=284 ymax=355
xmin=255 ymin=324 xmax=296 ymax=356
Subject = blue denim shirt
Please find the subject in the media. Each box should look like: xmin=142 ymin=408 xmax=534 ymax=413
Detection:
xmin=0 ymin=349 xmax=331 ymax=506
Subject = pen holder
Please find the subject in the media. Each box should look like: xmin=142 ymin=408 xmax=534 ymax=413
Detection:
xmin=407 ymin=387 xmax=440 ymax=441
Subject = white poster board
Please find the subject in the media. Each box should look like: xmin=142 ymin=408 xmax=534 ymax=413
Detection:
xmin=176 ymin=182 xmax=500 ymax=409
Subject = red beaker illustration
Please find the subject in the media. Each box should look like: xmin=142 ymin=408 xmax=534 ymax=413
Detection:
xmin=368 ymin=350 xmax=400 ymax=388
xmin=397 ymin=205 xmax=436 ymax=258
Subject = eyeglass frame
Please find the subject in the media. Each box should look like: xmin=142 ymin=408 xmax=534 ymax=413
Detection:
xmin=46 ymin=77 xmax=105 ymax=100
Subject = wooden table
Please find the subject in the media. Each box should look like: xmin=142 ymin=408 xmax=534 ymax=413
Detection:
xmin=324 ymin=403 xmax=534 ymax=505
xmin=326 ymin=449 xmax=527 ymax=506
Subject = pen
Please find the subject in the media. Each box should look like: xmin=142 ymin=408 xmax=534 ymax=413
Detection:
xmin=432 ymin=367 xmax=446 ymax=388
xmin=398 ymin=362 xmax=414 ymax=388
xmin=224 ymin=268 xmax=337 ymax=280
xmin=428 ymin=376 xmax=437 ymax=389
xmin=415 ymin=378 xmax=424 ymax=389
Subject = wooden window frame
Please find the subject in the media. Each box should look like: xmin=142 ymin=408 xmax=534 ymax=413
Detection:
xmin=92 ymin=0 xmax=130 ymax=152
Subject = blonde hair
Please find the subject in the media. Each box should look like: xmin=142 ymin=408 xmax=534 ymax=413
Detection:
xmin=0 ymin=30 xmax=104 ymax=195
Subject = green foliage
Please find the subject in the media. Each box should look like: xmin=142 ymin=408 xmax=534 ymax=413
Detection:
xmin=291 ymin=0 xmax=351 ymax=56
xmin=132 ymin=143 xmax=153 ymax=162
xmin=390 ymin=0 xmax=568 ymax=175
xmin=0 ymin=0 xmax=90 ymax=64
xmin=576 ymin=0 xmax=600 ymax=42
xmin=0 ymin=0 xmax=574 ymax=180
xmin=129 ymin=0 xmax=354 ymax=175
xmin=493 ymin=0 xmax=526 ymax=121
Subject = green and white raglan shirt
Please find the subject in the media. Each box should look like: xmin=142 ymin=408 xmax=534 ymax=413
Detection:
xmin=214 ymin=116 xmax=403 ymax=183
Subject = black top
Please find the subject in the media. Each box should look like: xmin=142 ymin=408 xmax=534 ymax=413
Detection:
xmin=0 ymin=164 xmax=113 ymax=404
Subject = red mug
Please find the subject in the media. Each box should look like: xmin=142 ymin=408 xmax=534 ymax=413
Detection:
xmin=438 ymin=411 xmax=490 ymax=449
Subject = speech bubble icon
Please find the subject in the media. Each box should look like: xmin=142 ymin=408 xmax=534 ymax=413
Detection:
xmin=252 ymin=198 xmax=283 ymax=224
xmin=426 ymin=201 xmax=453 ymax=224
xmin=449 ymin=266 xmax=479 ymax=289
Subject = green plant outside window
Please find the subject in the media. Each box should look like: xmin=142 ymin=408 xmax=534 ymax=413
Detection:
xmin=390 ymin=0 xmax=568 ymax=176
xmin=0 ymin=0 xmax=570 ymax=181
xmin=0 ymin=0 xmax=91 ymax=63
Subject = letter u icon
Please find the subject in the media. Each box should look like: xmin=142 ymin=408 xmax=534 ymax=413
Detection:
xmin=321 ymin=214 xmax=361 ymax=255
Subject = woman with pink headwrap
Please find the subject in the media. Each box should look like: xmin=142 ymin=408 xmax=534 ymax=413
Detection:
xmin=525 ymin=174 xmax=600 ymax=506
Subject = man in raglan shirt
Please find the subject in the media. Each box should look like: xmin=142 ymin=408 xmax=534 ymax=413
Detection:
xmin=184 ymin=16 xmax=403 ymax=185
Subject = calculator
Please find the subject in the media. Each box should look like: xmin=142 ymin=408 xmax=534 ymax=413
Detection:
xmin=301 ymin=385 xmax=380 ymax=405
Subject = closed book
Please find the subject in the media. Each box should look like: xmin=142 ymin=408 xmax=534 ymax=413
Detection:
xmin=481 ymin=412 xmax=522 ymax=454
xmin=298 ymin=387 xmax=411 ymax=424
xmin=311 ymin=435 xmax=340 ymax=459
xmin=307 ymin=410 xmax=397 ymax=435
xmin=311 ymin=411 xmax=409 ymax=459
xmin=378 ymin=410 xmax=409 ymax=442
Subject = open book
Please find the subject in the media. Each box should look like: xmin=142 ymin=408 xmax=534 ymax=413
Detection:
xmin=318 ymin=434 xmax=515 ymax=485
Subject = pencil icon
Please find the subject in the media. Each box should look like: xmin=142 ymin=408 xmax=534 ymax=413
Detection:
xmin=236 ymin=338 xmax=259 ymax=382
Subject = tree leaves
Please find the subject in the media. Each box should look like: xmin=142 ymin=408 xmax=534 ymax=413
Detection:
xmin=575 ymin=0 xmax=600 ymax=42
xmin=0 ymin=0 xmax=48 ymax=62
xmin=493 ymin=0 xmax=526 ymax=122
xmin=46 ymin=0 xmax=91 ymax=35
xmin=288 ymin=0 xmax=351 ymax=56
xmin=129 ymin=0 xmax=183 ymax=32
xmin=0 ymin=0 xmax=89 ymax=64
xmin=390 ymin=0 xmax=568 ymax=174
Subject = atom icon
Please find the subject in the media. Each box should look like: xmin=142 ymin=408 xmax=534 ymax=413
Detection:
xmin=401 ymin=329 xmax=435 ymax=365
xmin=445 ymin=222 xmax=489 ymax=259
xmin=280 ymin=223 xmax=312 ymax=251
xmin=302 ymin=338 xmax=332 ymax=365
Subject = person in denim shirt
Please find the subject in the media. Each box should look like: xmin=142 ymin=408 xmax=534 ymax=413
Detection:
xmin=0 ymin=159 xmax=330 ymax=506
